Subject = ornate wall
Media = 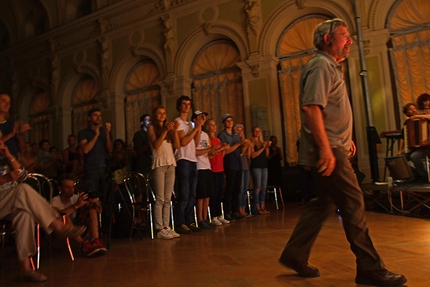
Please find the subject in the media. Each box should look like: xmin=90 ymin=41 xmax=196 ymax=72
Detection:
xmin=0 ymin=0 xmax=428 ymax=180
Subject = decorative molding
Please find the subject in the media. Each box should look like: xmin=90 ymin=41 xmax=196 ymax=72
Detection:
xmin=295 ymin=0 xmax=306 ymax=10
xmin=50 ymin=54 xmax=60 ymax=97
xmin=158 ymin=79 xmax=175 ymax=95
xmin=95 ymin=89 xmax=110 ymax=108
xmin=244 ymin=0 xmax=261 ymax=37
xmin=49 ymin=37 xmax=61 ymax=53
xmin=87 ymin=18 xmax=116 ymax=38
xmin=247 ymin=63 xmax=260 ymax=77
xmin=150 ymin=0 xmax=191 ymax=14
xmin=98 ymin=36 xmax=111 ymax=87
xmin=202 ymin=22 xmax=212 ymax=36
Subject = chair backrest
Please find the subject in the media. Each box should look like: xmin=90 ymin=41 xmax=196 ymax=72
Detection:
xmin=385 ymin=155 xmax=415 ymax=182
xmin=27 ymin=173 xmax=54 ymax=203
xmin=123 ymin=171 xmax=147 ymax=204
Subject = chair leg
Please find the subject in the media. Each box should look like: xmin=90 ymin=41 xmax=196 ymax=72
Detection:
xmin=30 ymin=257 xmax=35 ymax=270
xmin=247 ymin=190 xmax=252 ymax=215
xmin=148 ymin=203 xmax=154 ymax=240
xmin=207 ymin=206 xmax=212 ymax=223
xmin=194 ymin=206 xmax=198 ymax=226
xmin=278 ymin=187 xmax=285 ymax=208
xmin=221 ymin=202 xmax=225 ymax=218
xmin=273 ymin=187 xmax=279 ymax=210
xmin=0 ymin=227 xmax=5 ymax=267
xmin=62 ymin=216 xmax=74 ymax=262
xmin=35 ymin=224 xmax=40 ymax=270
xmin=170 ymin=201 xmax=175 ymax=230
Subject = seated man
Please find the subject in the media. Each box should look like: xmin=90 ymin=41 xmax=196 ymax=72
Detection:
xmin=0 ymin=141 xmax=85 ymax=282
xmin=397 ymin=103 xmax=430 ymax=182
xmin=51 ymin=173 xmax=106 ymax=257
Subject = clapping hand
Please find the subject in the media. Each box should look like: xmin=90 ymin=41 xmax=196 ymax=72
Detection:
xmin=105 ymin=122 xmax=112 ymax=134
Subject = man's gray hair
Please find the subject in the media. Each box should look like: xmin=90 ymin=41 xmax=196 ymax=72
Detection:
xmin=313 ymin=18 xmax=347 ymax=50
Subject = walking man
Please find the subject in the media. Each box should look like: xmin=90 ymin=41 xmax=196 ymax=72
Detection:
xmin=278 ymin=18 xmax=406 ymax=286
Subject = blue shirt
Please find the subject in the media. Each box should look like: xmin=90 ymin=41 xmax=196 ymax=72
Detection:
xmin=78 ymin=127 xmax=109 ymax=170
xmin=218 ymin=129 xmax=242 ymax=171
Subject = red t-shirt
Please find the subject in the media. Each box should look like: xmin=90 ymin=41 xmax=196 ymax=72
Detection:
xmin=209 ymin=136 xmax=224 ymax=172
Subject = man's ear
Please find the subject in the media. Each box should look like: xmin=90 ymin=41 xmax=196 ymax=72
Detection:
xmin=323 ymin=33 xmax=331 ymax=46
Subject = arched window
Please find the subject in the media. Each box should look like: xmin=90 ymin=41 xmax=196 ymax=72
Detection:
xmin=387 ymin=0 xmax=430 ymax=107
xmin=277 ymin=16 xmax=333 ymax=163
xmin=29 ymin=91 xmax=50 ymax=143
xmin=191 ymin=40 xmax=243 ymax=129
xmin=124 ymin=60 xmax=161 ymax=144
xmin=71 ymin=77 xmax=99 ymax=135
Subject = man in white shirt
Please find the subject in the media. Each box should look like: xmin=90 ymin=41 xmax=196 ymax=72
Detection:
xmin=193 ymin=111 xmax=218 ymax=230
xmin=174 ymin=96 xmax=206 ymax=234
xmin=52 ymin=173 xmax=106 ymax=257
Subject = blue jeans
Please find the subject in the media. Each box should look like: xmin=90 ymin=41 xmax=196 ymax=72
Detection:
xmin=175 ymin=160 xmax=197 ymax=226
xmin=251 ymin=168 xmax=268 ymax=207
xmin=239 ymin=170 xmax=250 ymax=208
xmin=408 ymin=148 xmax=430 ymax=178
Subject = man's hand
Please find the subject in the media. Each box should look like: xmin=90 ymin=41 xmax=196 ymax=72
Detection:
xmin=75 ymin=192 xmax=89 ymax=209
xmin=105 ymin=122 xmax=111 ymax=134
xmin=18 ymin=123 xmax=31 ymax=135
xmin=316 ymin=147 xmax=336 ymax=176
xmin=194 ymin=114 xmax=206 ymax=127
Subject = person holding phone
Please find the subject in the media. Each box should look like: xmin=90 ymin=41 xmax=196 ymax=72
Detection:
xmin=52 ymin=173 xmax=106 ymax=257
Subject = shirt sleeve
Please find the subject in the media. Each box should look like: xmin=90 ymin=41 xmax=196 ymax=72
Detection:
xmin=301 ymin=66 xmax=332 ymax=109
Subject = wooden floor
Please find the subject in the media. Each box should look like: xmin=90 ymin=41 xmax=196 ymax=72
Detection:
xmin=1 ymin=201 xmax=429 ymax=287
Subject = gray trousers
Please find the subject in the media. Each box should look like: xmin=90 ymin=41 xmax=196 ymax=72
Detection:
xmin=152 ymin=165 xmax=175 ymax=229
xmin=0 ymin=183 xmax=58 ymax=261
xmin=281 ymin=148 xmax=384 ymax=271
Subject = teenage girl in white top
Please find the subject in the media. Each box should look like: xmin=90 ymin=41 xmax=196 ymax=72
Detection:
xmin=147 ymin=106 xmax=180 ymax=239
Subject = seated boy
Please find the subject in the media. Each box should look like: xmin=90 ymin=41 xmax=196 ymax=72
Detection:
xmin=51 ymin=173 xmax=106 ymax=257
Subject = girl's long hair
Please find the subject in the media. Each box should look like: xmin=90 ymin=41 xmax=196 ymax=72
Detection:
xmin=151 ymin=105 xmax=171 ymax=143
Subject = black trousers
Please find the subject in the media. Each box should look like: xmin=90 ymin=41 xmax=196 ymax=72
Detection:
xmin=224 ymin=168 xmax=241 ymax=215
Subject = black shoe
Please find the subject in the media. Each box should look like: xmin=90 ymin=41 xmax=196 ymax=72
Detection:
xmin=224 ymin=214 xmax=235 ymax=222
xmin=187 ymin=223 xmax=202 ymax=232
xmin=199 ymin=220 xmax=215 ymax=230
xmin=175 ymin=224 xmax=193 ymax=234
xmin=232 ymin=213 xmax=245 ymax=220
xmin=355 ymin=268 xmax=407 ymax=286
xmin=278 ymin=256 xmax=320 ymax=277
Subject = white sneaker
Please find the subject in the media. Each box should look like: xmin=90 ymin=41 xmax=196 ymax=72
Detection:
xmin=157 ymin=229 xmax=174 ymax=239
xmin=218 ymin=217 xmax=230 ymax=224
xmin=211 ymin=217 xmax=222 ymax=226
xmin=166 ymin=227 xmax=180 ymax=238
